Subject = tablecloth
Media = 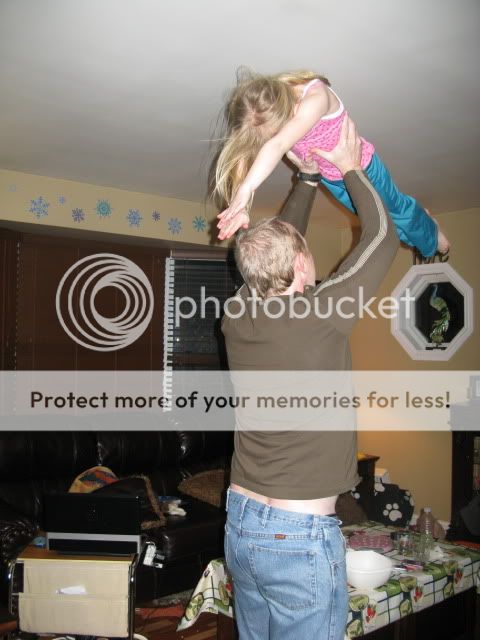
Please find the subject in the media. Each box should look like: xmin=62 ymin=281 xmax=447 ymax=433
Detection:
xmin=178 ymin=521 xmax=480 ymax=638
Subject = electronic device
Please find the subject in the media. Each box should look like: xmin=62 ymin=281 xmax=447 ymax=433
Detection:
xmin=44 ymin=493 xmax=142 ymax=555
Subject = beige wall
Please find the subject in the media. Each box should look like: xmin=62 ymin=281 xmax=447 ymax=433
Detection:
xmin=0 ymin=170 xmax=345 ymax=269
xmin=305 ymin=218 xmax=344 ymax=279
xmin=346 ymin=208 xmax=480 ymax=521
xmin=0 ymin=168 xmax=220 ymax=245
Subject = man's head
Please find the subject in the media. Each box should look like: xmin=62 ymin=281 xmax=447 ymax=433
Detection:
xmin=235 ymin=218 xmax=315 ymax=299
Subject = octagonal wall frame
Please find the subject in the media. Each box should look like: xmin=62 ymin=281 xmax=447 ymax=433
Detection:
xmin=391 ymin=263 xmax=474 ymax=361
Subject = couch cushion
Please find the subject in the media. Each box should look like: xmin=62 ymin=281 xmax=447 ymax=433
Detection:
xmin=0 ymin=432 xmax=97 ymax=481
xmin=153 ymin=498 xmax=225 ymax=561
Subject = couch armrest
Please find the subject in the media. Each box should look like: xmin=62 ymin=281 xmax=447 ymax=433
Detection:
xmin=0 ymin=499 xmax=37 ymax=564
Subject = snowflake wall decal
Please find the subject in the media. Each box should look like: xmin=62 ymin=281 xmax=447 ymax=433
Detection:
xmin=151 ymin=211 xmax=161 ymax=222
xmin=127 ymin=209 xmax=142 ymax=227
xmin=58 ymin=196 xmax=66 ymax=205
xmin=95 ymin=199 xmax=112 ymax=218
xmin=168 ymin=217 xmax=182 ymax=235
xmin=29 ymin=196 xmax=49 ymax=218
xmin=72 ymin=208 xmax=85 ymax=223
xmin=193 ymin=216 xmax=207 ymax=232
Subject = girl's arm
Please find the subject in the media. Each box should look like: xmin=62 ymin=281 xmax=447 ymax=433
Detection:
xmin=217 ymin=87 xmax=329 ymax=240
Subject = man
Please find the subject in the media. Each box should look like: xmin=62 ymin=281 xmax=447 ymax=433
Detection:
xmin=221 ymin=117 xmax=399 ymax=640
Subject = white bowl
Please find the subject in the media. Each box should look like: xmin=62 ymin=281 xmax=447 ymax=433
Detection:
xmin=346 ymin=550 xmax=393 ymax=589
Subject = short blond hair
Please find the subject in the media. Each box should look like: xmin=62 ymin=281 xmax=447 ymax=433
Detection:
xmin=235 ymin=218 xmax=310 ymax=299
xmin=212 ymin=69 xmax=329 ymax=209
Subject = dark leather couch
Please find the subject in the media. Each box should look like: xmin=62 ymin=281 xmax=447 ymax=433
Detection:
xmin=0 ymin=431 xmax=233 ymax=604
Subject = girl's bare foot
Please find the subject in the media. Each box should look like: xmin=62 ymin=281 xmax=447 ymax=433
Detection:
xmin=425 ymin=208 xmax=450 ymax=255
xmin=437 ymin=228 xmax=450 ymax=255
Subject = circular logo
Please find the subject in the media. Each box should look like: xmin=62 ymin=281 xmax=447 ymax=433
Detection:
xmin=56 ymin=253 xmax=154 ymax=351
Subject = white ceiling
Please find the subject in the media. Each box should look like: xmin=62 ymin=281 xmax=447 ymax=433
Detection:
xmin=1 ymin=0 xmax=479 ymax=226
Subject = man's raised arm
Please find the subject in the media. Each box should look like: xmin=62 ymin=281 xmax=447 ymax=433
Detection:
xmin=277 ymin=152 xmax=321 ymax=235
xmin=313 ymin=118 xmax=400 ymax=334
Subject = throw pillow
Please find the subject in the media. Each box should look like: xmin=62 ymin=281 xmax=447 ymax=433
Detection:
xmin=69 ymin=466 xmax=118 ymax=493
xmin=178 ymin=469 xmax=229 ymax=508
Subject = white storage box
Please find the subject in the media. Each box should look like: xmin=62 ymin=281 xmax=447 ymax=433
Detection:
xmin=9 ymin=548 xmax=137 ymax=638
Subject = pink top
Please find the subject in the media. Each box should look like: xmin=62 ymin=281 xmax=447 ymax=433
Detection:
xmin=290 ymin=79 xmax=375 ymax=181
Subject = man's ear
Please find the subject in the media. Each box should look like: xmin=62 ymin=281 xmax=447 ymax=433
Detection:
xmin=293 ymin=252 xmax=309 ymax=290
xmin=294 ymin=252 xmax=308 ymax=275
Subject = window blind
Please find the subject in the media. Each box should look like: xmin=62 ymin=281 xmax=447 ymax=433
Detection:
xmin=163 ymin=253 xmax=242 ymax=402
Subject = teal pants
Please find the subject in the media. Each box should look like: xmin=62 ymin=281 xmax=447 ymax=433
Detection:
xmin=321 ymin=153 xmax=438 ymax=257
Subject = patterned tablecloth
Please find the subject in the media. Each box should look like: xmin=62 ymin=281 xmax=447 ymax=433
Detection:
xmin=178 ymin=521 xmax=480 ymax=638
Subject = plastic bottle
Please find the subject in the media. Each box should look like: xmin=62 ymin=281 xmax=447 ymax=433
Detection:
xmin=417 ymin=507 xmax=435 ymax=535
xmin=417 ymin=507 xmax=435 ymax=561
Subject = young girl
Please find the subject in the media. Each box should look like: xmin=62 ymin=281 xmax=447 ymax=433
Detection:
xmin=214 ymin=70 xmax=449 ymax=256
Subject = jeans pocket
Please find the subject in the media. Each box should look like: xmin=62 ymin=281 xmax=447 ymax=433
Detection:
xmin=248 ymin=544 xmax=317 ymax=610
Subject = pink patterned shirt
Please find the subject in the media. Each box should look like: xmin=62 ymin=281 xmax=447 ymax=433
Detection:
xmin=290 ymin=79 xmax=375 ymax=181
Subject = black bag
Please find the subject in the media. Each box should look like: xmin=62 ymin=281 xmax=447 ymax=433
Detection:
xmin=95 ymin=475 xmax=166 ymax=529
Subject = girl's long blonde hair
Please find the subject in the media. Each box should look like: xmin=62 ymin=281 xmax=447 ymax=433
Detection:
xmin=212 ymin=69 xmax=329 ymax=208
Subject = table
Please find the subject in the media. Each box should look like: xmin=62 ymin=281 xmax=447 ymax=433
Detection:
xmin=178 ymin=521 xmax=480 ymax=639
xmin=342 ymin=522 xmax=480 ymax=637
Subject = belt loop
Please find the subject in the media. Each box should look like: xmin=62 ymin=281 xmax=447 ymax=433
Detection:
xmin=261 ymin=504 xmax=270 ymax=528
xmin=311 ymin=515 xmax=319 ymax=539
xmin=225 ymin=487 xmax=230 ymax=512
xmin=238 ymin=495 xmax=248 ymax=525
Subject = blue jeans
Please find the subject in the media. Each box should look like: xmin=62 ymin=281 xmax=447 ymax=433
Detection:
xmin=225 ymin=489 xmax=348 ymax=640
xmin=321 ymin=152 xmax=438 ymax=257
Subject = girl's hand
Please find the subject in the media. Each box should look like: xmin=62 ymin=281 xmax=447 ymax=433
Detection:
xmin=217 ymin=210 xmax=250 ymax=240
xmin=217 ymin=184 xmax=254 ymax=240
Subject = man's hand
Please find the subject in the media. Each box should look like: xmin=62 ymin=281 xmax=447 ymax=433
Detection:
xmin=285 ymin=150 xmax=318 ymax=174
xmin=312 ymin=114 xmax=362 ymax=176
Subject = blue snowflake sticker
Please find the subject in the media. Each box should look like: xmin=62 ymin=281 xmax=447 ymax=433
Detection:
xmin=58 ymin=195 xmax=66 ymax=205
xmin=95 ymin=199 xmax=112 ymax=218
xmin=72 ymin=208 xmax=85 ymax=223
xmin=168 ymin=217 xmax=182 ymax=235
xmin=193 ymin=216 xmax=207 ymax=232
xmin=127 ymin=209 xmax=142 ymax=227
xmin=151 ymin=211 xmax=161 ymax=222
xmin=29 ymin=196 xmax=49 ymax=218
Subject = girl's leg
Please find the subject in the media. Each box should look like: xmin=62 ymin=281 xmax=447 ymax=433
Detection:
xmin=321 ymin=154 xmax=438 ymax=257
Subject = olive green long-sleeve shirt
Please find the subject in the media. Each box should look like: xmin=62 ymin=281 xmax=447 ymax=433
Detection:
xmin=222 ymin=172 xmax=399 ymax=499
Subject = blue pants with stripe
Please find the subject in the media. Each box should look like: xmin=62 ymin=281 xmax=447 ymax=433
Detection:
xmin=321 ymin=153 xmax=438 ymax=257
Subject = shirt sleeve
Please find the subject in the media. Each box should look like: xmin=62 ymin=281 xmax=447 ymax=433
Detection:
xmin=314 ymin=170 xmax=400 ymax=335
xmin=277 ymin=181 xmax=317 ymax=236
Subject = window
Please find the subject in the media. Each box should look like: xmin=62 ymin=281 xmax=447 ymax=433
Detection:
xmin=163 ymin=250 xmax=242 ymax=373
xmin=391 ymin=263 xmax=474 ymax=361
